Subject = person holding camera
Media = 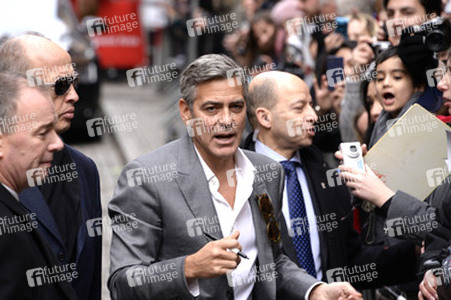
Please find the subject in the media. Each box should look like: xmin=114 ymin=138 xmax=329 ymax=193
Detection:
xmin=384 ymin=0 xmax=446 ymax=113
xmin=338 ymin=0 xmax=444 ymax=143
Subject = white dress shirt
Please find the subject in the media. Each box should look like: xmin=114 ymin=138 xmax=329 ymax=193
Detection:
xmin=193 ymin=146 xmax=258 ymax=300
xmin=255 ymin=140 xmax=323 ymax=280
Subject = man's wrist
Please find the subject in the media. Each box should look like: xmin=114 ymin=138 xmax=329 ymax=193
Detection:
xmin=307 ymin=282 xmax=325 ymax=300
xmin=184 ymin=254 xmax=196 ymax=283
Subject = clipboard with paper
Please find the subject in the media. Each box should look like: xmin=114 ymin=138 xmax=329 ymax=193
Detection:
xmin=364 ymin=104 xmax=450 ymax=201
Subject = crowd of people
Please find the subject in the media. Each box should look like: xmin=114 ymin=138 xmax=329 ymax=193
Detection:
xmin=127 ymin=0 xmax=451 ymax=299
xmin=121 ymin=0 xmax=451 ymax=299
xmin=0 ymin=0 xmax=450 ymax=299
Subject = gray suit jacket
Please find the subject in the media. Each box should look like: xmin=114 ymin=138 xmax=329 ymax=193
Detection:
xmin=108 ymin=134 xmax=318 ymax=300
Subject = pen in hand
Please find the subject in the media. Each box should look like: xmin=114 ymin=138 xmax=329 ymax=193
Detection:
xmin=203 ymin=231 xmax=249 ymax=259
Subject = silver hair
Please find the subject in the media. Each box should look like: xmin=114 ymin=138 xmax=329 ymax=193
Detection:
xmin=0 ymin=33 xmax=52 ymax=74
xmin=179 ymin=54 xmax=248 ymax=108
xmin=0 ymin=36 xmax=33 ymax=74
xmin=0 ymin=72 xmax=48 ymax=134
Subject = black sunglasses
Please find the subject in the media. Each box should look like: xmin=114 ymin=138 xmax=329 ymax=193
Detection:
xmin=49 ymin=76 xmax=79 ymax=96
xmin=257 ymin=194 xmax=281 ymax=244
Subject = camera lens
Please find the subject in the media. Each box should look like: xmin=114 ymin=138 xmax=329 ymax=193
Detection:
xmin=350 ymin=145 xmax=357 ymax=152
xmin=426 ymin=30 xmax=448 ymax=52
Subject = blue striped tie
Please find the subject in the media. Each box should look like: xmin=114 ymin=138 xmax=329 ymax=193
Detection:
xmin=280 ymin=160 xmax=317 ymax=277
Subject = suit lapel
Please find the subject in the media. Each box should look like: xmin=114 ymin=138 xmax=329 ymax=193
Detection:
xmin=248 ymin=179 xmax=276 ymax=300
xmin=175 ymin=135 xmax=231 ymax=297
xmin=299 ymin=149 xmax=329 ymax=277
xmin=19 ymin=187 xmax=64 ymax=246
xmin=20 ymin=145 xmax=90 ymax=267
xmin=0 ymin=185 xmax=76 ymax=299
xmin=175 ymin=135 xmax=223 ymax=239
xmin=176 ymin=135 xmax=278 ymax=298
xmin=68 ymin=147 xmax=88 ymax=265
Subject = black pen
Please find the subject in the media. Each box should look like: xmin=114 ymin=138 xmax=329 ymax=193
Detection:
xmin=203 ymin=231 xmax=249 ymax=259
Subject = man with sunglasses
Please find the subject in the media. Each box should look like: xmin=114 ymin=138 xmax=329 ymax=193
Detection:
xmin=0 ymin=35 xmax=101 ymax=300
xmin=243 ymin=71 xmax=419 ymax=290
xmin=108 ymin=54 xmax=362 ymax=300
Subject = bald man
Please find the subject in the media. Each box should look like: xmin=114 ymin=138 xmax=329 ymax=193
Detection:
xmin=242 ymin=71 xmax=418 ymax=289
xmin=0 ymin=35 xmax=101 ymax=300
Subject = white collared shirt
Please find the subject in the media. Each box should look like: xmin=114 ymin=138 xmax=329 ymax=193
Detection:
xmin=194 ymin=146 xmax=258 ymax=300
xmin=255 ymin=140 xmax=323 ymax=281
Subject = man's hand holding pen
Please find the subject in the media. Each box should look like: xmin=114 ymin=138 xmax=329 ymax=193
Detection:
xmin=204 ymin=231 xmax=249 ymax=260
xmin=184 ymin=230 xmax=243 ymax=283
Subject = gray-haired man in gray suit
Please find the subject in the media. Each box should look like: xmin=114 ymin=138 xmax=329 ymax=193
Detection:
xmin=108 ymin=54 xmax=362 ymax=300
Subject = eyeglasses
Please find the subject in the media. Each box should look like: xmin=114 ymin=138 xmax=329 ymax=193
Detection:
xmin=49 ymin=76 xmax=79 ymax=96
xmin=257 ymin=193 xmax=281 ymax=244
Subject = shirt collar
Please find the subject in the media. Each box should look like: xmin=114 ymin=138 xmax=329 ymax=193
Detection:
xmin=193 ymin=145 xmax=256 ymax=184
xmin=255 ymin=139 xmax=302 ymax=165
xmin=1 ymin=183 xmax=19 ymax=201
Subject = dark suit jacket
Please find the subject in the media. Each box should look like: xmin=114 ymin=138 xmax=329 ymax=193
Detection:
xmin=19 ymin=144 xmax=102 ymax=300
xmin=108 ymin=134 xmax=319 ymax=300
xmin=242 ymin=133 xmax=418 ymax=288
xmin=419 ymin=176 xmax=451 ymax=271
xmin=0 ymin=184 xmax=77 ymax=300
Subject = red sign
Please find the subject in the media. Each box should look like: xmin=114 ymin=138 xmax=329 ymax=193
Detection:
xmin=92 ymin=0 xmax=147 ymax=69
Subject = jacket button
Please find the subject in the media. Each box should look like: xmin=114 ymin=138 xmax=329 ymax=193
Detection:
xmin=57 ymin=252 xmax=65 ymax=262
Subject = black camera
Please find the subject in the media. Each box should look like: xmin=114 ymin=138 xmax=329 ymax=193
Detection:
xmin=281 ymin=45 xmax=305 ymax=79
xmin=370 ymin=41 xmax=391 ymax=57
xmin=401 ymin=17 xmax=451 ymax=52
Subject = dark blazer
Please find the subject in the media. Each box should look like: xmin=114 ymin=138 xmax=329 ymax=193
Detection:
xmin=420 ymin=176 xmax=451 ymax=268
xmin=419 ymin=176 xmax=451 ymax=299
xmin=0 ymin=184 xmax=77 ymax=300
xmin=19 ymin=144 xmax=102 ymax=300
xmin=108 ymin=134 xmax=319 ymax=300
xmin=242 ymin=133 xmax=418 ymax=288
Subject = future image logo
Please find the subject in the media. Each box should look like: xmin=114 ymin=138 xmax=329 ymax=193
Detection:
xmin=186 ymin=14 xmax=239 ymax=37
xmin=26 ymin=264 xmax=78 ymax=287
xmin=326 ymin=264 xmax=378 ymax=284
xmin=126 ymin=68 xmax=146 ymax=87
xmin=326 ymin=68 xmax=345 ymax=88
xmin=426 ymin=167 xmax=448 ymax=187
xmin=226 ymin=68 xmax=244 ymax=87
xmin=126 ymin=263 xmax=178 ymax=287
xmin=385 ymin=214 xmax=438 ymax=238
xmin=86 ymin=14 xmax=139 ymax=37
xmin=326 ymin=168 xmax=342 ymax=187
xmin=426 ymin=67 xmax=447 ymax=87
xmin=186 ymin=216 xmax=220 ymax=237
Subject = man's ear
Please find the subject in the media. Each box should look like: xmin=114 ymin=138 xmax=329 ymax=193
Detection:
xmin=179 ymin=98 xmax=192 ymax=124
xmin=255 ymin=107 xmax=272 ymax=129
